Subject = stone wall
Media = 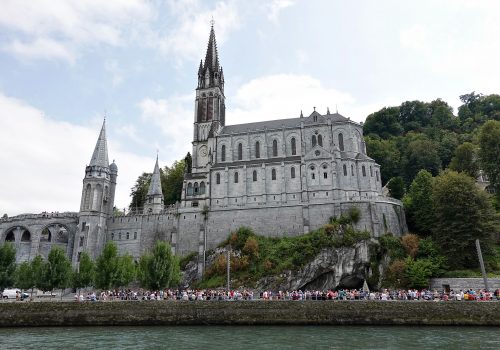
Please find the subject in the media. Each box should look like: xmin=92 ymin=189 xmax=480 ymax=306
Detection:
xmin=0 ymin=301 xmax=498 ymax=327
xmin=430 ymin=278 xmax=500 ymax=291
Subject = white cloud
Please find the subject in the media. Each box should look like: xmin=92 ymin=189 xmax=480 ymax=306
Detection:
xmin=105 ymin=60 xmax=124 ymax=87
xmin=138 ymin=95 xmax=193 ymax=162
xmin=0 ymin=92 xmax=153 ymax=216
xmin=229 ymin=74 xmax=358 ymax=122
xmin=156 ymin=1 xmax=240 ymax=64
xmin=0 ymin=0 xmax=153 ymax=62
xmin=267 ymin=0 xmax=295 ymax=24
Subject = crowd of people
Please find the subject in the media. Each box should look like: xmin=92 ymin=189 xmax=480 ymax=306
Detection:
xmin=73 ymin=288 xmax=500 ymax=302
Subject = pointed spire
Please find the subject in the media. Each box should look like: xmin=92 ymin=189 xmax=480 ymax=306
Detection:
xmin=300 ymin=110 xmax=304 ymax=118
xmin=327 ymin=107 xmax=330 ymax=115
xmin=147 ymin=155 xmax=163 ymax=197
xmin=203 ymin=24 xmax=219 ymax=71
xmin=89 ymin=120 xmax=109 ymax=168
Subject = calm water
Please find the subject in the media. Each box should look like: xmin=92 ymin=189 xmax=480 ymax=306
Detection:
xmin=0 ymin=326 xmax=499 ymax=349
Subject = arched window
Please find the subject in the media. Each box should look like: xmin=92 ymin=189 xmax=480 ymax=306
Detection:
xmin=221 ymin=145 xmax=226 ymax=162
xmin=312 ymin=135 xmax=317 ymax=147
xmin=376 ymin=170 xmax=380 ymax=182
xmin=343 ymin=164 xmax=347 ymax=176
xmin=272 ymin=169 xmax=276 ymax=180
xmin=351 ymin=164 xmax=354 ymax=176
xmin=126 ymin=232 xmax=130 ymax=240
xmin=187 ymin=183 xmax=193 ymax=196
xmin=318 ymin=134 xmax=323 ymax=147
xmin=238 ymin=143 xmax=243 ymax=160
xmin=253 ymin=170 xmax=257 ymax=182
xmin=323 ymin=172 xmax=328 ymax=179
xmin=21 ymin=230 xmax=31 ymax=242
xmin=291 ymin=167 xmax=296 ymax=179
xmin=362 ymin=165 xmax=366 ymax=177
xmin=291 ymin=137 xmax=297 ymax=155
xmin=370 ymin=166 xmax=373 ymax=177
xmin=84 ymin=183 xmax=91 ymax=210
xmin=234 ymin=172 xmax=239 ymax=183
xmin=216 ymin=173 xmax=220 ymax=184
xmin=200 ymin=182 xmax=206 ymax=194
xmin=272 ymin=139 xmax=278 ymax=157
xmin=5 ymin=231 xmax=15 ymax=242
xmin=194 ymin=182 xmax=199 ymax=195
xmin=255 ymin=141 xmax=260 ymax=158
xmin=339 ymin=133 xmax=344 ymax=151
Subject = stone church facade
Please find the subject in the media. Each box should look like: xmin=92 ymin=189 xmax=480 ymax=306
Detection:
xmin=0 ymin=27 xmax=407 ymax=271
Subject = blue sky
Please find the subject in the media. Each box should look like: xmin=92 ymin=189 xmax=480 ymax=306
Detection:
xmin=0 ymin=0 xmax=499 ymax=215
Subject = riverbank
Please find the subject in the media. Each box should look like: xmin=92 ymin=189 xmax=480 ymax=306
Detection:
xmin=1 ymin=301 xmax=499 ymax=327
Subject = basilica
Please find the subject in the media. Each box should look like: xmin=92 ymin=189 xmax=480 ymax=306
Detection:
xmin=0 ymin=26 xmax=407 ymax=274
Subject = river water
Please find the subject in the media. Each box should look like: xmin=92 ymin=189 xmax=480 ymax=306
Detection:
xmin=0 ymin=326 xmax=498 ymax=349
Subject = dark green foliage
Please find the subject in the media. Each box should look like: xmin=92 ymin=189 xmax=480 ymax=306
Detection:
xmin=138 ymin=241 xmax=180 ymax=290
xmin=363 ymin=107 xmax=403 ymax=139
xmin=449 ymin=142 xmax=479 ymax=178
xmin=379 ymin=234 xmax=405 ymax=260
xmin=116 ymin=254 xmax=136 ymax=288
xmin=161 ymin=160 xmax=186 ymax=205
xmin=95 ymin=242 xmax=120 ymax=290
xmin=129 ymin=172 xmax=152 ymax=210
xmin=0 ymin=243 xmax=16 ymax=290
xmin=30 ymin=255 xmax=49 ymax=292
xmin=364 ymin=136 xmax=401 ymax=185
xmin=402 ymin=138 xmax=442 ymax=184
xmin=387 ymin=177 xmax=405 ymax=199
xmin=15 ymin=261 xmax=34 ymax=292
xmin=478 ymin=120 xmax=500 ymax=207
xmin=404 ymin=257 xmax=439 ymax=289
xmin=432 ymin=170 xmax=497 ymax=269
xmin=72 ymin=251 xmax=95 ymax=290
xmin=403 ymin=170 xmax=434 ymax=235
xmin=45 ymin=246 xmax=72 ymax=293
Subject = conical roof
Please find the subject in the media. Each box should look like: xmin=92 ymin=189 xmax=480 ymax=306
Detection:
xmin=203 ymin=25 xmax=219 ymax=71
xmin=89 ymin=120 xmax=109 ymax=168
xmin=147 ymin=155 xmax=163 ymax=197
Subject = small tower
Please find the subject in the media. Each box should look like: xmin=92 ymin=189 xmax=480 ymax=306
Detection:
xmin=144 ymin=155 xmax=164 ymax=214
xmin=74 ymin=120 xmax=116 ymax=262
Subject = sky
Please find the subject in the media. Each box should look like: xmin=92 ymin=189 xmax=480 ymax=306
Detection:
xmin=0 ymin=0 xmax=499 ymax=216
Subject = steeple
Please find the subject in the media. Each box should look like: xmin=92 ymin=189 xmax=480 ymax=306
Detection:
xmin=144 ymin=154 xmax=164 ymax=214
xmin=147 ymin=155 xmax=163 ymax=197
xmin=197 ymin=24 xmax=224 ymax=91
xmin=89 ymin=120 xmax=109 ymax=168
xmin=203 ymin=24 xmax=219 ymax=71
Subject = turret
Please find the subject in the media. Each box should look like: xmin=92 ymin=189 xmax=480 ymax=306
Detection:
xmin=144 ymin=155 xmax=164 ymax=214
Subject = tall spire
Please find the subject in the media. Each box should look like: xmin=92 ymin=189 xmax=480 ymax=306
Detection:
xmin=89 ymin=120 xmax=109 ymax=168
xmin=147 ymin=155 xmax=163 ymax=197
xmin=203 ymin=24 xmax=219 ymax=71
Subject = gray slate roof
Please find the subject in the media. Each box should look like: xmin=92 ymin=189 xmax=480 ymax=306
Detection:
xmin=220 ymin=112 xmax=350 ymax=135
xmin=147 ymin=156 xmax=163 ymax=197
xmin=89 ymin=121 xmax=109 ymax=168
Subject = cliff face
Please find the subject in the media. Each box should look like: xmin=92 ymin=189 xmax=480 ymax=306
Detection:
xmin=256 ymin=241 xmax=374 ymax=291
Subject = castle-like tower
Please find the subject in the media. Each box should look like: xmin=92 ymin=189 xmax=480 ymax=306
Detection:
xmin=144 ymin=155 xmax=164 ymax=214
xmin=73 ymin=120 xmax=117 ymax=262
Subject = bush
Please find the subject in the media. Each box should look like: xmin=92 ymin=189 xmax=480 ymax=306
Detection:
xmin=348 ymin=207 xmax=361 ymax=224
xmin=242 ymin=237 xmax=259 ymax=258
xmin=401 ymin=234 xmax=420 ymax=258
xmin=379 ymin=234 xmax=405 ymax=259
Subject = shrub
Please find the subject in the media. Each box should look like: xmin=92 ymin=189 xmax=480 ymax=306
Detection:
xmin=385 ymin=259 xmax=408 ymax=288
xmin=401 ymin=234 xmax=420 ymax=258
xmin=348 ymin=207 xmax=361 ymax=224
xmin=242 ymin=237 xmax=259 ymax=258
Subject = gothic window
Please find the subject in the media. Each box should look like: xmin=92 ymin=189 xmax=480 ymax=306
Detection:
xmin=200 ymin=182 xmax=206 ymax=195
xmin=92 ymin=184 xmax=102 ymax=211
xmin=324 ymin=172 xmax=328 ymax=179
xmin=291 ymin=137 xmax=297 ymax=155
xmin=376 ymin=170 xmax=380 ymax=182
xmin=318 ymin=134 xmax=323 ymax=147
xmin=5 ymin=231 xmax=15 ymax=242
xmin=238 ymin=143 xmax=243 ymax=160
xmin=84 ymin=184 xmax=91 ymax=210
xmin=255 ymin=141 xmax=260 ymax=158
xmin=343 ymin=164 xmax=347 ymax=176
xmin=272 ymin=139 xmax=278 ymax=157
xmin=79 ymin=236 xmax=84 ymax=247
xmin=291 ymin=167 xmax=296 ymax=179
xmin=362 ymin=165 xmax=366 ymax=177
xmin=221 ymin=145 xmax=226 ymax=162
xmin=253 ymin=170 xmax=257 ymax=182
xmin=234 ymin=172 xmax=239 ymax=183
xmin=187 ymin=183 xmax=193 ymax=196
xmin=312 ymin=135 xmax=317 ymax=147
xmin=370 ymin=166 xmax=373 ymax=177
xmin=339 ymin=133 xmax=344 ymax=151
xmin=216 ymin=173 xmax=221 ymax=184
xmin=272 ymin=169 xmax=276 ymax=180
xmin=111 ymin=233 xmax=114 ymax=240
xmin=312 ymin=173 xmax=315 ymax=180
xmin=351 ymin=164 xmax=354 ymax=176
xmin=126 ymin=232 xmax=130 ymax=240
xmin=194 ymin=182 xmax=199 ymax=195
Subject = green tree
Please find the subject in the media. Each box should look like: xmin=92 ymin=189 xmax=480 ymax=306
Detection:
xmin=46 ymin=247 xmax=72 ymax=298
xmin=129 ymin=172 xmax=152 ymax=210
xmin=115 ymin=253 xmax=136 ymax=288
xmin=478 ymin=120 xmax=500 ymax=206
xmin=161 ymin=160 xmax=186 ymax=205
xmin=0 ymin=243 xmax=16 ymax=291
xmin=403 ymin=170 xmax=434 ymax=235
xmin=363 ymin=107 xmax=403 ymax=139
xmin=449 ymin=142 xmax=479 ymax=178
xmin=95 ymin=241 xmax=120 ymax=290
xmin=138 ymin=241 xmax=180 ymax=290
xmin=30 ymin=255 xmax=49 ymax=292
xmin=398 ymin=100 xmax=429 ymax=133
xmin=364 ymin=136 xmax=401 ymax=184
xmin=15 ymin=261 xmax=34 ymax=297
xmin=387 ymin=177 xmax=405 ymax=199
xmin=405 ymin=257 xmax=436 ymax=289
xmin=72 ymin=252 xmax=95 ymax=293
xmin=432 ymin=170 xmax=497 ymax=269
xmin=402 ymin=138 xmax=442 ymax=184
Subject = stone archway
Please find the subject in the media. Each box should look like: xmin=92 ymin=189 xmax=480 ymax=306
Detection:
xmin=3 ymin=226 xmax=32 ymax=262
